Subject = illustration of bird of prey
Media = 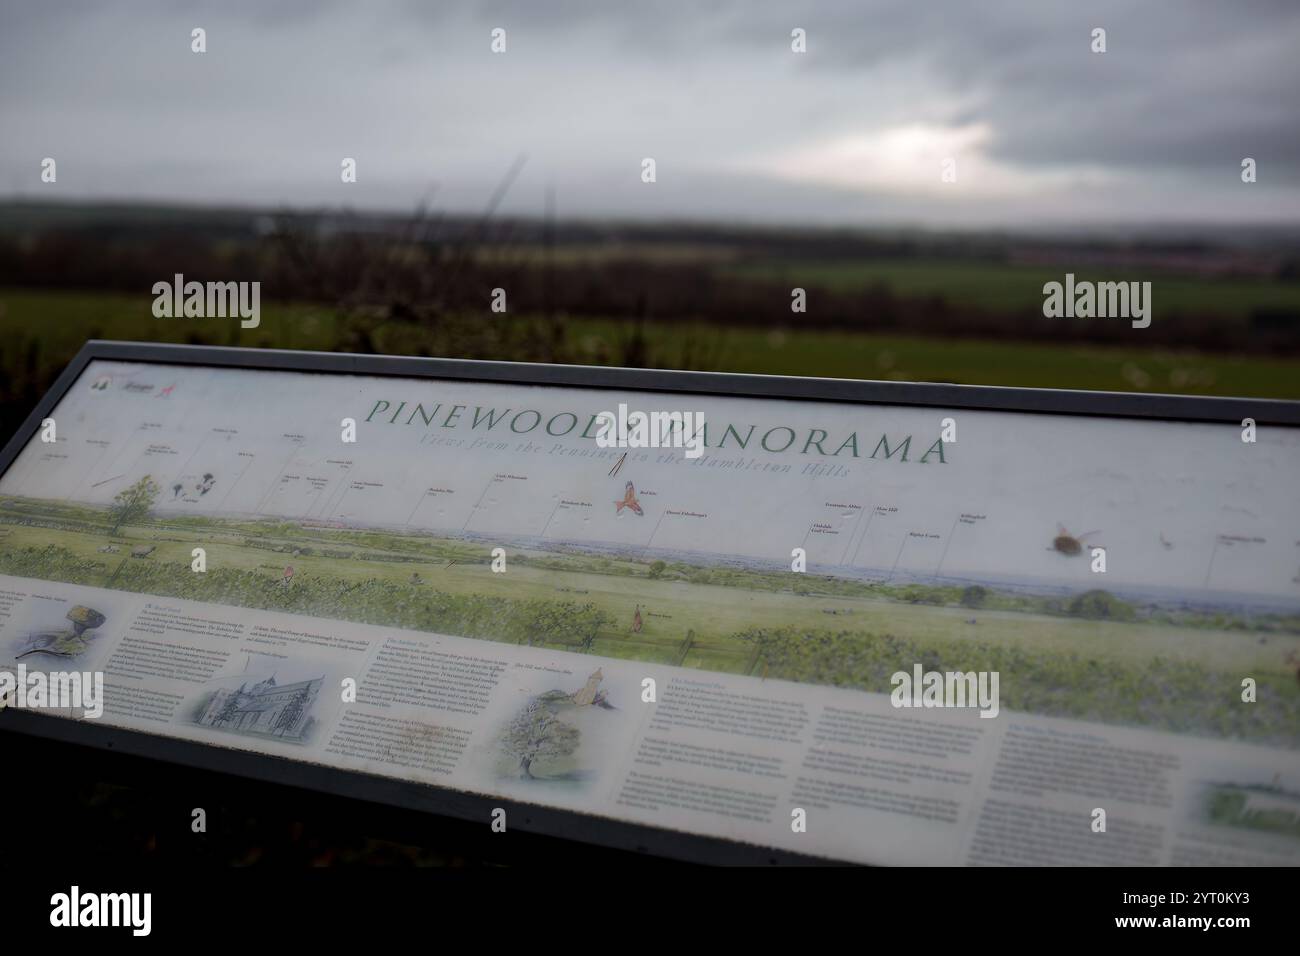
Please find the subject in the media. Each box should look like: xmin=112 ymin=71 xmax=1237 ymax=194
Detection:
xmin=615 ymin=481 xmax=643 ymax=516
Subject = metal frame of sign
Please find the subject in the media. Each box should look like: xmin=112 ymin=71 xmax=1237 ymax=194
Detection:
xmin=2 ymin=340 xmax=1299 ymax=866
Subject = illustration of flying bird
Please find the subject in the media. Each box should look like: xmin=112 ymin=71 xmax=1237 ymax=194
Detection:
xmin=615 ymin=481 xmax=643 ymax=516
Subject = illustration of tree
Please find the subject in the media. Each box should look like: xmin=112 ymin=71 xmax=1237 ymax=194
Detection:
xmin=213 ymin=691 xmax=242 ymax=727
xmin=275 ymin=687 xmax=311 ymax=736
xmin=1067 ymin=589 xmax=1136 ymax=621
xmin=578 ymin=615 xmax=602 ymax=652
xmin=648 ymin=560 xmax=666 ymax=579
xmin=109 ymin=475 xmax=160 ymax=535
xmin=500 ymin=699 xmax=580 ymax=779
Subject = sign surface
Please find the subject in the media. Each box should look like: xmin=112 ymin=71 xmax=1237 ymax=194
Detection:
xmin=2 ymin=344 xmax=1298 ymax=865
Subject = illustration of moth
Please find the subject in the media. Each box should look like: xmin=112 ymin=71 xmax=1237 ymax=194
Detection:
xmin=1050 ymin=524 xmax=1099 ymax=556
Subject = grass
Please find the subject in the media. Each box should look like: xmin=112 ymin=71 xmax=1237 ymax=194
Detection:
xmin=4 ymin=287 xmax=1300 ymax=399
xmin=3 ymin=500 xmax=1298 ymax=736
xmin=590 ymin=322 xmax=1299 ymax=397
xmin=0 ymin=287 xmax=341 ymax=354
xmin=725 ymin=258 xmax=1300 ymax=320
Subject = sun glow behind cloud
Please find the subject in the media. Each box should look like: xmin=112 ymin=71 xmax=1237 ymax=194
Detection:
xmin=745 ymin=123 xmax=1116 ymax=200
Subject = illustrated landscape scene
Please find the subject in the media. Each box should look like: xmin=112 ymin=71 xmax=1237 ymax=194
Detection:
xmin=2 ymin=489 xmax=1297 ymax=749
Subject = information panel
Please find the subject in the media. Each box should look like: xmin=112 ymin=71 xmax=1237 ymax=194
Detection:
xmin=2 ymin=345 xmax=1298 ymax=865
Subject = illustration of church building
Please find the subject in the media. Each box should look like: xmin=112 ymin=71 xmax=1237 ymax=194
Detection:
xmin=197 ymin=673 xmax=323 ymax=742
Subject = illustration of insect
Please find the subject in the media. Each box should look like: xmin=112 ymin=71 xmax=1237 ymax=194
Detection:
xmin=615 ymin=481 xmax=643 ymax=516
xmin=197 ymin=473 xmax=216 ymax=496
xmin=1050 ymin=524 xmax=1099 ymax=556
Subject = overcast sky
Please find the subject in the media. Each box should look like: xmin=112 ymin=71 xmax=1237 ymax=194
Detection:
xmin=2 ymin=0 xmax=1298 ymax=228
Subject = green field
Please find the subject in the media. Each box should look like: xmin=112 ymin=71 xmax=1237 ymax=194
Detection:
xmin=3 ymin=495 xmax=1298 ymax=746
xmin=1206 ymin=784 xmax=1300 ymax=838
xmin=726 ymin=258 xmax=1300 ymax=319
xmin=4 ymin=287 xmax=1300 ymax=399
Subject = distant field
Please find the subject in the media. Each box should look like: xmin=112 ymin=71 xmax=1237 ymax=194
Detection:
xmin=595 ymin=321 xmax=1300 ymax=397
xmin=3 ymin=287 xmax=1300 ymax=400
xmin=725 ymin=258 xmax=1300 ymax=319
xmin=570 ymin=316 xmax=1300 ymax=397
xmin=3 ymin=499 xmax=1297 ymax=745
xmin=9 ymin=515 xmax=1294 ymax=674
xmin=0 ymin=287 xmax=340 ymax=354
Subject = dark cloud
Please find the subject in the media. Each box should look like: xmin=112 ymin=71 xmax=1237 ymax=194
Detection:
xmin=1 ymin=0 xmax=1296 ymax=223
